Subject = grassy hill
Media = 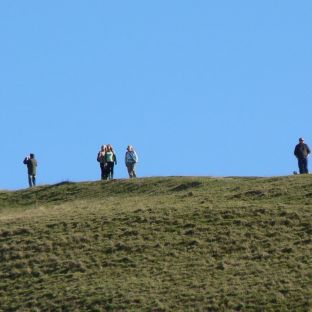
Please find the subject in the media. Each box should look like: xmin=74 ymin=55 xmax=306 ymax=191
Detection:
xmin=0 ymin=176 xmax=312 ymax=311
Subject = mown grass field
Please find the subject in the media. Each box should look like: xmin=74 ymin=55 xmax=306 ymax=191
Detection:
xmin=0 ymin=176 xmax=312 ymax=311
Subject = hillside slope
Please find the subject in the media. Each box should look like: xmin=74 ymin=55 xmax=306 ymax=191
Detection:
xmin=0 ymin=176 xmax=312 ymax=311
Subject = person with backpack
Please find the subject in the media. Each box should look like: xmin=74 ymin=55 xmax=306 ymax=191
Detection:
xmin=294 ymin=137 xmax=311 ymax=174
xmin=23 ymin=153 xmax=37 ymax=187
xmin=125 ymin=145 xmax=138 ymax=178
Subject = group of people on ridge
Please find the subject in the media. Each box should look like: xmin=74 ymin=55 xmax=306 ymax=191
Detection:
xmin=22 ymin=145 xmax=138 ymax=188
xmin=97 ymin=144 xmax=138 ymax=180
xmin=22 ymin=138 xmax=311 ymax=188
xmin=97 ymin=144 xmax=117 ymax=180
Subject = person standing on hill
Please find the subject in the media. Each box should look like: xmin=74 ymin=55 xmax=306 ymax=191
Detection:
xmin=125 ymin=145 xmax=138 ymax=178
xmin=97 ymin=145 xmax=107 ymax=180
xmin=294 ymin=137 xmax=311 ymax=174
xmin=106 ymin=144 xmax=117 ymax=180
xmin=23 ymin=153 xmax=37 ymax=187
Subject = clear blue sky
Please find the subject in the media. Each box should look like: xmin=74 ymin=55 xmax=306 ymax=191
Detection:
xmin=1 ymin=1 xmax=312 ymax=190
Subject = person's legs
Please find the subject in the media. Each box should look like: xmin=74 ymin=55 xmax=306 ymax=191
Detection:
xmin=132 ymin=164 xmax=137 ymax=178
xmin=298 ymin=159 xmax=305 ymax=174
xmin=110 ymin=163 xmax=114 ymax=179
xmin=298 ymin=158 xmax=309 ymax=174
xmin=107 ymin=162 xmax=114 ymax=180
xmin=28 ymin=175 xmax=33 ymax=187
xmin=127 ymin=164 xmax=133 ymax=178
xmin=103 ymin=163 xmax=110 ymax=180
xmin=127 ymin=163 xmax=137 ymax=178
xmin=303 ymin=158 xmax=309 ymax=174
xmin=32 ymin=175 xmax=36 ymax=186
xmin=100 ymin=164 xmax=105 ymax=180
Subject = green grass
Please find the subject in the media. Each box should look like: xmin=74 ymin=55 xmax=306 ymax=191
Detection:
xmin=0 ymin=176 xmax=312 ymax=311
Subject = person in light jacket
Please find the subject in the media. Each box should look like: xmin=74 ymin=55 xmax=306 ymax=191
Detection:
xmin=125 ymin=145 xmax=138 ymax=178
xmin=23 ymin=153 xmax=37 ymax=187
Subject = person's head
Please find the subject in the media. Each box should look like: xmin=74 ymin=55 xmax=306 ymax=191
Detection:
xmin=101 ymin=145 xmax=106 ymax=151
xmin=30 ymin=153 xmax=35 ymax=159
xmin=127 ymin=145 xmax=133 ymax=152
xmin=107 ymin=144 xmax=113 ymax=151
xmin=299 ymin=138 xmax=304 ymax=143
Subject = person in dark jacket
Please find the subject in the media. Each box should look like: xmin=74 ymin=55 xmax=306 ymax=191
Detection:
xmin=23 ymin=153 xmax=38 ymax=187
xmin=294 ymin=138 xmax=311 ymax=174
xmin=97 ymin=145 xmax=107 ymax=180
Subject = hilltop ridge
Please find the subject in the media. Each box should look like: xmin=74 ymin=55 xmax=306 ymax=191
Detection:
xmin=0 ymin=175 xmax=305 ymax=208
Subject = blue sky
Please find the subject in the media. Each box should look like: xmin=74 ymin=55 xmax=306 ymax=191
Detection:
xmin=1 ymin=1 xmax=312 ymax=190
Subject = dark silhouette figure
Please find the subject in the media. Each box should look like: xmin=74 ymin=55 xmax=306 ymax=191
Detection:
xmin=294 ymin=138 xmax=311 ymax=174
xmin=23 ymin=153 xmax=37 ymax=187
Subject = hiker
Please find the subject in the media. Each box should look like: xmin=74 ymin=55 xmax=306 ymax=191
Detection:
xmin=23 ymin=153 xmax=37 ymax=187
xmin=106 ymin=144 xmax=117 ymax=180
xmin=97 ymin=145 xmax=107 ymax=180
xmin=294 ymin=137 xmax=311 ymax=174
xmin=125 ymin=145 xmax=138 ymax=178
